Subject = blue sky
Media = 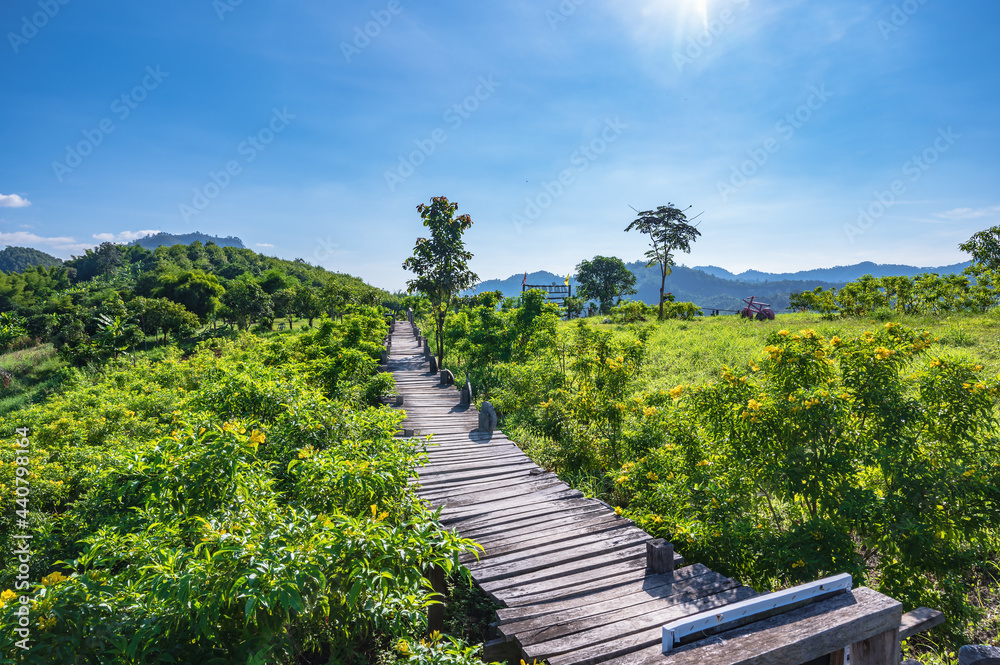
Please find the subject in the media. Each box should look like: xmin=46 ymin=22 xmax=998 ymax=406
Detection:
xmin=1 ymin=0 xmax=998 ymax=290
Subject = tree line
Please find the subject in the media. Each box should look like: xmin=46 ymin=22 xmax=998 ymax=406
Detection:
xmin=0 ymin=240 xmax=387 ymax=364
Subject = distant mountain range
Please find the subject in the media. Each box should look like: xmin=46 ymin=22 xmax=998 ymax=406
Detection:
xmin=0 ymin=246 xmax=63 ymax=273
xmin=693 ymin=261 xmax=972 ymax=284
xmin=470 ymin=261 xmax=973 ymax=312
xmin=129 ymin=232 xmax=245 ymax=251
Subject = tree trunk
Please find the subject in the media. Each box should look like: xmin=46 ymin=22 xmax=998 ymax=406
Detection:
xmin=659 ymin=265 xmax=667 ymax=320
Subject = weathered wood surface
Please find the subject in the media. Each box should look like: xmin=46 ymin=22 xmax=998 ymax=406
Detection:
xmin=386 ymin=325 xmax=908 ymax=665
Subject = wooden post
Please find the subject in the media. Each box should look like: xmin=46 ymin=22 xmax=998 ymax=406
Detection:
xmin=426 ymin=564 xmax=446 ymax=634
xmin=851 ymin=628 xmax=900 ymax=665
xmin=646 ymin=538 xmax=674 ymax=575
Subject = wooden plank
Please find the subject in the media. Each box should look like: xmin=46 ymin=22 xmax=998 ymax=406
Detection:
xmin=442 ymin=490 xmax=584 ymax=525
xmin=471 ymin=527 xmax=652 ymax=583
xmin=440 ymin=496 xmax=606 ymax=532
xmin=662 ymin=573 xmax=853 ymax=651
xmin=493 ymin=556 xmax=650 ymax=606
xmin=521 ymin=586 xmax=757 ymax=661
xmin=441 ymin=487 xmax=582 ymax=522
xmin=480 ymin=542 xmax=650 ymax=595
xmin=423 ymin=474 xmax=564 ymax=506
xmin=438 ymin=479 xmax=569 ymax=509
xmin=495 ymin=564 xmax=713 ymax=624
xmin=456 ymin=505 xmax=614 ymax=543
xmin=418 ymin=472 xmax=545 ymax=503
xmin=897 ymin=607 xmax=944 ymax=641
xmin=852 ymin=628 xmax=900 ymax=665
xmin=500 ymin=570 xmax=738 ymax=640
xmin=467 ymin=513 xmax=631 ymax=560
xmin=627 ymin=587 xmax=902 ymax=665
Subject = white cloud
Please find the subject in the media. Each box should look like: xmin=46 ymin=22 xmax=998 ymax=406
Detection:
xmin=0 ymin=231 xmax=91 ymax=254
xmin=92 ymin=230 xmax=159 ymax=243
xmin=0 ymin=194 xmax=31 ymax=208
xmin=256 ymin=242 xmax=275 ymax=247
xmin=935 ymin=206 xmax=1000 ymax=221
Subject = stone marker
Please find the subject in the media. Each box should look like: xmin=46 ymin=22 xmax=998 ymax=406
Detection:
xmin=460 ymin=379 xmax=472 ymax=405
xmin=478 ymin=401 xmax=497 ymax=432
xmin=423 ymin=339 xmax=430 ymax=356
xmin=960 ymin=645 xmax=1000 ymax=665
xmin=440 ymin=369 xmax=455 ymax=386
xmin=429 ymin=356 xmax=438 ymax=373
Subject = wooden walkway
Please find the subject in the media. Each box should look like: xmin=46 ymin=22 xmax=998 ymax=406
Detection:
xmin=386 ymin=322 xmax=917 ymax=665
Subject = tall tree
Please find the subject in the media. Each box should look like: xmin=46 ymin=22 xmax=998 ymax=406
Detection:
xmin=402 ymin=196 xmax=478 ymax=369
xmin=960 ymin=225 xmax=1000 ymax=273
xmin=575 ymin=256 xmax=637 ymax=315
xmin=625 ymin=204 xmax=702 ymax=319
xmin=221 ymin=279 xmax=272 ymax=330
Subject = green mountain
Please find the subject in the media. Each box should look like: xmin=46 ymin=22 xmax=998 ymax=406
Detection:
xmin=693 ymin=261 xmax=972 ymax=284
xmin=0 ymin=246 xmax=63 ymax=273
xmin=129 ymin=232 xmax=245 ymax=250
xmin=472 ymin=259 xmax=978 ymax=312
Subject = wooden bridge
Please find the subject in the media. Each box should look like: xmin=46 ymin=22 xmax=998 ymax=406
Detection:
xmin=384 ymin=320 xmax=943 ymax=665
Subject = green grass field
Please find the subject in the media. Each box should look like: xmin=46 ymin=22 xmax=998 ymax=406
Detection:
xmin=587 ymin=310 xmax=1000 ymax=393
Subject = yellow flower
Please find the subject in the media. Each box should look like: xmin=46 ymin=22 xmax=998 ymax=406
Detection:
xmin=831 ymin=335 xmax=843 ymax=347
xmin=669 ymin=385 xmax=685 ymax=400
xmin=930 ymin=358 xmax=943 ymax=368
xmin=396 ymin=639 xmax=410 ymax=655
xmin=249 ymin=431 xmax=265 ymax=446
xmin=747 ymin=399 xmax=761 ymax=411
xmin=764 ymin=346 xmax=782 ymax=360
xmin=614 ymin=506 xmax=624 ymax=515
xmin=41 ymin=572 xmax=68 ymax=587
xmin=696 ymin=459 xmax=711 ymax=467
xmin=874 ymin=347 xmax=894 ymax=361
xmin=646 ymin=471 xmax=659 ymax=481
xmin=792 ymin=559 xmax=806 ymax=568
xmin=643 ymin=406 xmax=657 ymax=417
xmin=0 ymin=589 xmax=16 ymax=609
xmin=778 ymin=330 xmax=790 ymax=336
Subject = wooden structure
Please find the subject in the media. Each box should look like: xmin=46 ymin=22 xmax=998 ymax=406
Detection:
xmin=384 ymin=323 xmax=943 ymax=664
xmin=523 ymin=282 xmax=572 ymax=305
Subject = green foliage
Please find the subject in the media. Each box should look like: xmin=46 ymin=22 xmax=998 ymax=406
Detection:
xmin=221 ymin=279 xmax=273 ymax=330
xmin=624 ymin=203 xmax=701 ymax=318
xmin=402 ymin=196 xmax=479 ymax=368
xmin=960 ymin=224 xmax=1000 ymax=273
xmin=0 ymin=312 xmax=27 ymax=351
xmin=791 ymin=272 xmax=1000 ymax=317
xmin=0 ymin=309 xmax=481 ymax=663
xmin=0 ymin=246 xmax=62 ymax=273
xmin=437 ymin=302 xmax=1000 ymax=650
xmin=575 ymin=256 xmax=637 ymax=315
